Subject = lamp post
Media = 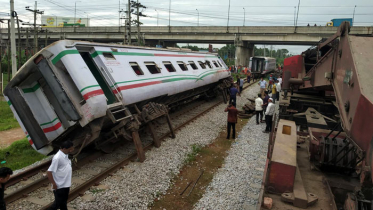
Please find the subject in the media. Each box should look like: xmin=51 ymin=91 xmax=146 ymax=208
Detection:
xmin=227 ymin=0 xmax=231 ymax=32
xmin=196 ymin=9 xmax=199 ymax=26
xmin=155 ymin=9 xmax=159 ymax=26
xmin=352 ymin=5 xmax=356 ymax=25
xmin=168 ymin=0 xmax=171 ymax=27
xmin=243 ymin=7 xmax=245 ymax=26
xmin=74 ymin=1 xmax=81 ymax=26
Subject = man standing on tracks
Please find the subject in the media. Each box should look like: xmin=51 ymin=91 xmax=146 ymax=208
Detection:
xmin=262 ymin=91 xmax=270 ymax=123
xmin=264 ymin=98 xmax=275 ymax=133
xmin=47 ymin=141 xmax=74 ymax=210
xmin=0 ymin=167 xmax=13 ymax=210
xmin=272 ymin=81 xmax=277 ymax=103
xmin=246 ymin=68 xmax=251 ymax=83
xmin=229 ymin=84 xmax=239 ymax=105
xmin=225 ymin=102 xmax=238 ymax=139
xmin=239 ymin=77 xmax=244 ymax=93
xmin=276 ymin=80 xmax=281 ymax=102
xmin=255 ymin=93 xmax=263 ymax=125
xmin=258 ymin=78 xmax=267 ymax=97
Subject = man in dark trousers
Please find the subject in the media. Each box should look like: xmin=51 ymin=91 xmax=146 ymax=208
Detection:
xmin=47 ymin=141 xmax=74 ymax=210
xmin=225 ymin=102 xmax=238 ymax=139
xmin=255 ymin=93 xmax=263 ymax=125
xmin=0 ymin=167 xmax=13 ymax=210
xmin=229 ymin=84 xmax=239 ymax=105
xmin=264 ymin=98 xmax=275 ymax=133
xmin=262 ymin=91 xmax=270 ymax=123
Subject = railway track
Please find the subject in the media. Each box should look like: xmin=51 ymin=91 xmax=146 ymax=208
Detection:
xmin=6 ymin=81 xmax=256 ymax=209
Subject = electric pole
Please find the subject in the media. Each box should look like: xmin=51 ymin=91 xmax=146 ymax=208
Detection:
xmin=26 ymin=2 xmax=44 ymax=55
xmin=127 ymin=0 xmax=131 ymax=44
xmin=130 ymin=0 xmax=146 ymax=46
xmin=16 ymin=16 xmax=21 ymax=69
xmin=10 ymin=0 xmax=17 ymax=77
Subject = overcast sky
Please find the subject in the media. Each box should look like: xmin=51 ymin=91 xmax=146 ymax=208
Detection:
xmin=1 ymin=0 xmax=372 ymax=54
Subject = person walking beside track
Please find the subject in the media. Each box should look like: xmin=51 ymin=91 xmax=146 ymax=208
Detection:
xmin=229 ymin=84 xmax=239 ymax=105
xmin=276 ymin=80 xmax=281 ymax=102
xmin=225 ymin=102 xmax=238 ymax=139
xmin=271 ymin=81 xmax=277 ymax=103
xmin=0 ymin=167 xmax=13 ymax=210
xmin=239 ymin=77 xmax=244 ymax=93
xmin=255 ymin=93 xmax=263 ymax=125
xmin=263 ymin=98 xmax=275 ymax=133
xmin=247 ymin=69 xmax=251 ymax=83
xmin=47 ymin=141 xmax=75 ymax=210
xmin=258 ymin=78 xmax=267 ymax=97
xmin=262 ymin=91 xmax=270 ymax=123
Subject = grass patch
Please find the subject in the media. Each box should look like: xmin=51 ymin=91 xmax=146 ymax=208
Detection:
xmin=184 ymin=144 xmax=202 ymax=164
xmin=89 ymin=188 xmax=105 ymax=194
xmin=0 ymin=100 xmax=20 ymax=131
xmin=0 ymin=138 xmax=46 ymax=171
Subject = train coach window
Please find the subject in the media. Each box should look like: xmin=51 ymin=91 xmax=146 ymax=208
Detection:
xmin=217 ymin=61 xmax=222 ymax=67
xmin=212 ymin=60 xmax=219 ymax=67
xmin=188 ymin=61 xmax=198 ymax=70
xmin=144 ymin=62 xmax=161 ymax=74
xmin=163 ymin=61 xmax=176 ymax=72
xmin=206 ymin=60 xmax=213 ymax=69
xmin=198 ymin=61 xmax=206 ymax=69
xmin=103 ymin=52 xmax=116 ymax=60
xmin=129 ymin=62 xmax=144 ymax=75
xmin=177 ymin=61 xmax=188 ymax=71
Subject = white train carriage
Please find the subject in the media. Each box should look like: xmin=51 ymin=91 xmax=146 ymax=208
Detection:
xmin=4 ymin=40 xmax=231 ymax=156
xmin=248 ymin=56 xmax=276 ymax=75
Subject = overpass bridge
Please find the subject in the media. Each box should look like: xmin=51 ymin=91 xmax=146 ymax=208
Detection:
xmin=1 ymin=26 xmax=372 ymax=66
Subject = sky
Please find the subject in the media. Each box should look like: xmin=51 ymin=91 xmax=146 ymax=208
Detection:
xmin=1 ymin=0 xmax=372 ymax=54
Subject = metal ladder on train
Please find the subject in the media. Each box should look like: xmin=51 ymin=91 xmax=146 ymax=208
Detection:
xmin=107 ymin=102 xmax=133 ymax=123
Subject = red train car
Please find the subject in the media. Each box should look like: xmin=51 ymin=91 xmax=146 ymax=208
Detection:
xmin=283 ymin=55 xmax=304 ymax=78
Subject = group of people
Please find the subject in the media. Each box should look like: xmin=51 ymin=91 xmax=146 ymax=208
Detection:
xmin=0 ymin=141 xmax=74 ymax=210
xmin=225 ymin=73 xmax=282 ymax=139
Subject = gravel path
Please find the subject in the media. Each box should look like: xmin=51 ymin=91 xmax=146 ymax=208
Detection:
xmin=195 ymin=83 xmax=269 ymax=210
xmin=67 ymin=83 xmax=260 ymax=210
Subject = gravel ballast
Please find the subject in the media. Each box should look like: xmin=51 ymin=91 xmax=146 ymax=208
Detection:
xmin=195 ymin=83 xmax=269 ymax=210
xmin=68 ymin=83 xmax=260 ymax=210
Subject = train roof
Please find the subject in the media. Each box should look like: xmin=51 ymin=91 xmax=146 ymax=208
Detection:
xmin=250 ymin=56 xmax=276 ymax=59
xmin=56 ymin=40 xmax=219 ymax=56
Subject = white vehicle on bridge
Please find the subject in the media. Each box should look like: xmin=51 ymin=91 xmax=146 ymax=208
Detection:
xmin=4 ymin=40 xmax=231 ymax=157
xmin=248 ymin=56 xmax=276 ymax=75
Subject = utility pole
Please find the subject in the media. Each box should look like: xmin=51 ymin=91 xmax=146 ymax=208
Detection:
xmin=196 ymin=9 xmax=199 ymax=26
xmin=227 ymin=0 xmax=231 ymax=33
xmin=16 ymin=15 xmax=21 ymax=69
xmin=127 ymin=0 xmax=131 ymax=44
xmin=7 ymin=21 xmax=10 ymax=82
xmin=26 ymin=27 xmax=29 ymax=60
xmin=137 ymin=0 xmax=140 ymax=43
xmin=168 ymin=0 xmax=171 ymax=32
xmin=243 ymin=7 xmax=245 ymax=26
xmin=10 ymin=0 xmax=17 ymax=77
xmin=352 ymin=5 xmax=356 ymax=26
xmin=44 ymin=29 xmax=48 ymax=47
xmin=26 ymin=2 xmax=44 ymax=55
xmin=0 ymin=21 xmax=2 ymax=93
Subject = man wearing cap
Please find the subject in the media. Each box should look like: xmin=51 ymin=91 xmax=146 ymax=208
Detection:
xmin=264 ymin=98 xmax=276 ymax=133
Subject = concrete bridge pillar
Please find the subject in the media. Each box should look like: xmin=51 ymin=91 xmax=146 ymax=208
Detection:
xmin=235 ymin=37 xmax=254 ymax=67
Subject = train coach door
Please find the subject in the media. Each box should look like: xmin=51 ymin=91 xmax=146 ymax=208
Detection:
xmin=89 ymin=48 xmax=124 ymax=104
xmin=79 ymin=50 xmax=118 ymax=105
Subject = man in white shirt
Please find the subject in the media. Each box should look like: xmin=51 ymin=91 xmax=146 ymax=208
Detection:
xmin=277 ymin=77 xmax=282 ymax=85
xmin=239 ymin=78 xmax=244 ymax=93
xmin=47 ymin=141 xmax=74 ymax=210
xmin=264 ymin=98 xmax=276 ymax=133
xmin=258 ymin=78 xmax=267 ymax=97
xmin=255 ymin=93 xmax=263 ymax=125
xmin=276 ymin=80 xmax=281 ymax=102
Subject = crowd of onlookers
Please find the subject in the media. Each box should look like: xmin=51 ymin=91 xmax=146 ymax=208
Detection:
xmin=225 ymin=69 xmax=282 ymax=139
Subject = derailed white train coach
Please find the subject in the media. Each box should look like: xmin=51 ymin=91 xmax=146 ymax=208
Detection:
xmin=4 ymin=40 xmax=231 ymax=157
